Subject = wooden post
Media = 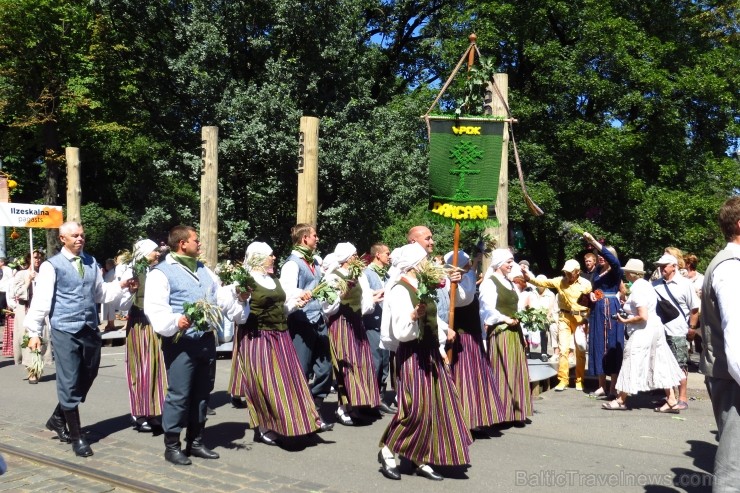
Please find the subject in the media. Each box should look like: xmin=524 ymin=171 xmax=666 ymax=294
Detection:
xmin=482 ymin=73 xmax=509 ymax=274
xmin=296 ymin=116 xmax=319 ymax=225
xmin=200 ymin=126 xmax=218 ymax=268
xmin=65 ymin=147 xmax=81 ymax=223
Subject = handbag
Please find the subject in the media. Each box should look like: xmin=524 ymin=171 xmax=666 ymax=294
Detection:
xmin=655 ymin=281 xmax=686 ymax=325
xmin=574 ymin=325 xmax=588 ymax=351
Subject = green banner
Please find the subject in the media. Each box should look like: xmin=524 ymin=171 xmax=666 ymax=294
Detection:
xmin=427 ymin=116 xmax=504 ymax=223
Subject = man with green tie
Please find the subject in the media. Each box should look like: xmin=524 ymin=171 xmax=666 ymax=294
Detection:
xmin=25 ymin=221 xmax=129 ymax=457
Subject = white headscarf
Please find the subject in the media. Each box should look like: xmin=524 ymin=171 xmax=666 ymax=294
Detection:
xmin=133 ymin=239 xmax=158 ymax=261
xmin=244 ymin=241 xmax=273 ymax=266
xmin=395 ymin=243 xmax=428 ymax=273
xmin=322 ymin=252 xmax=340 ymax=275
xmin=444 ymin=250 xmax=470 ymax=268
xmin=333 ymin=242 xmax=357 ymax=264
xmin=490 ymin=248 xmax=514 ymax=270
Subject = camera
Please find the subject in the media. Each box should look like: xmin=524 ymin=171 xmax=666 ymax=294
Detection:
xmin=611 ymin=309 xmax=628 ymax=321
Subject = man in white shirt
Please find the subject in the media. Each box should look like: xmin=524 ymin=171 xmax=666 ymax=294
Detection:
xmin=25 ymin=222 xmax=128 ymax=457
xmin=652 ymin=253 xmax=699 ymax=410
xmin=700 ymin=197 xmax=740 ymax=492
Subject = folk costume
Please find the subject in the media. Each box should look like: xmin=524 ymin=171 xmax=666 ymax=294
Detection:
xmin=144 ymin=231 xmax=248 ymax=465
xmin=378 ymin=243 xmax=472 ymax=481
xmin=443 ymin=250 xmax=506 ymax=429
xmin=119 ymin=239 xmax=168 ymax=433
xmin=239 ymin=242 xmax=320 ymax=445
xmin=479 ymin=249 xmax=533 ymax=423
xmin=323 ymin=243 xmax=380 ymax=424
xmin=362 ymin=261 xmax=391 ymax=406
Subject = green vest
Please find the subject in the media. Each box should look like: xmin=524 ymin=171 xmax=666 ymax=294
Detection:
xmin=397 ymin=278 xmax=439 ymax=347
xmin=246 ymin=277 xmax=288 ymax=332
xmin=490 ymin=274 xmax=518 ymax=330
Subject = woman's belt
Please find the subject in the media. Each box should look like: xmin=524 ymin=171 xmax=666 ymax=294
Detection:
xmin=561 ymin=309 xmax=588 ymax=316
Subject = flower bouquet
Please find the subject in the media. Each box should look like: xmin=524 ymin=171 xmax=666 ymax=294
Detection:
xmin=215 ymin=260 xmax=256 ymax=294
xmin=415 ymin=260 xmax=447 ymax=304
xmin=514 ymin=307 xmax=550 ymax=332
xmin=345 ymin=257 xmax=366 ymax=281
xmin=176 ymin=299 xmax=223 ymax=343
xmin=21 ymin=332 xmax=44 ymax=379
xmin=312 ymin=275 xmax=348 ymax=304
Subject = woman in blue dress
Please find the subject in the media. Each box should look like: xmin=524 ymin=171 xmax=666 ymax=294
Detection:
xmin=583 ymin=232 xmax=625 ymax=398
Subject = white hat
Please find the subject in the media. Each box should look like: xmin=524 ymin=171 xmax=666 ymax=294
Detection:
xmin=389 ymin=247 xmax=403 ymax=267
xmin=444 ymin=250 xmax=470 ymax=268
xmin=133 ymin=239 xmax=158 ymax=260
xmin=654 ymin=254 xmax=678 ymax=266
xmin=491 ymin=248 xmax=514 ymax=270
xmin=562 ymin=259 xmax=581 ymax=273
xmin=333 ymin=242 xmax=357 ymax=263
xmin=623 ymin=258 xmax=645 ymax=274
xmin=396 ymin=243 xmax=428 ymax=273
xmin=508 ymin=263 xmax=523 ymax=280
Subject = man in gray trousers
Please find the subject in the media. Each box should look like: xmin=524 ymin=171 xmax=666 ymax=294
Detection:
xmin=25 ymin=221 xmax=128 ymax=457
xmin=700 ymin=196 xmax=740 ymax=492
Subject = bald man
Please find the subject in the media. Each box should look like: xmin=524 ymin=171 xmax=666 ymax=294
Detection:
xmin=407 ymin=226 xmax=435 ymax=254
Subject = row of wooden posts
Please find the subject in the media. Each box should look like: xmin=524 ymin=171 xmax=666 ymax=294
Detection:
xmin=62 ymin=73 xmax=509 ymax=270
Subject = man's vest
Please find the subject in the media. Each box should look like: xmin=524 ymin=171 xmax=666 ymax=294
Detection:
xmin=699 ymin=248 xmax=740 ymax=380
xmin=154 ymin=260 xmax=216 ymax=340
xmin=285 ymin=254 xmax=322 ymax=324
xmin=362 ymin=266 xmax=383 ymax=331
xmin=48 ymin=252 xmax=99 ymax=333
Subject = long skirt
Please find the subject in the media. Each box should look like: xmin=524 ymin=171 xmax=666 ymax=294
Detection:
xmin=451 ymin=331 xmax=506 ymax=427
xmin=239 ymin=328 xmax=320 ymax=436
xmin=125 ymin=307 xmax=168 ymax=417
xmin=2 ymin=315 xmax=13 ymax=357
xmin=487 ymin=327 xmax=533 ymax=422
xmin=12 ymin=307 xmax=52 ymax=367
xmin=380 ymin=340 xmax=472 ymax=466
xmin=587 ymin=296 xmax=625 ymax=376
xmin=227 ymin=324 xmax=248 ymax=398
xmin=616 ymin=324 xmax=684 ymax=395
xmin=328 ymin=311 xmax=380 ymax=408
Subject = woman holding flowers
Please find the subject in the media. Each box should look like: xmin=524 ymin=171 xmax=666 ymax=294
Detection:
xmin=478 ymin=248 xmax=532 ymax=425
xmin=119 ymin=239 xmax=167 ymax=433
xmin=582 ymin=232 xmax=625 ymax=399
xmin=377 ymin=242 xmax=472 ymax=481
xmin=321 ymin=242 xmax=381 ymax=426
xmin=10 ymin=251 xmax=48 ymax=383
xmin=240 ymin=241 xmax=321 ymax=446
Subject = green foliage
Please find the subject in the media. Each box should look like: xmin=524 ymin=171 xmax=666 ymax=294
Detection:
xmin=80 ymin=203 xmax=136 ymax=261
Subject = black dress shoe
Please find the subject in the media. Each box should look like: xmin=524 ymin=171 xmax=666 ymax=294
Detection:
xmin=414 ymin=465 xmax=443 ymax=481
xmin=186 ymin=441 xmax=220 ymax=459
xmin=318 ymin=420 xmax=334 ymax=432
xmin=136 ymin=420 xmax=153 ymax=433
xmin=165 ymin=448 xmax=192 ymax=465
xmin=231 ymin=397 xmax=247 ymax=409
xmin=378 ymin=402 xmax=396 ymax=415
xmin=255 ymin=430 xmax=279 ymax=446
xmin=377 ymin=450 xmax=401 ymax=480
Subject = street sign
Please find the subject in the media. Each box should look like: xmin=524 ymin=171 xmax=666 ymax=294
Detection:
xmin=0 ymin=203 xmax=64 ymax=228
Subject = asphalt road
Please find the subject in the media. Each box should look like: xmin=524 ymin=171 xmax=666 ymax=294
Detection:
xmin=0 ymin=334 xmax=716 ymax=493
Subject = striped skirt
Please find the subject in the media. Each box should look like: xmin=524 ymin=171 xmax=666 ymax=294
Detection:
xmin=125 ymin=308 xmax=168 ymax=417
xmin=227 ymin=324 xmax=248 ymax=397
xmin=380 ymin=340 xmax=472 ymax=466
xmin=487 ymin=327 xmax=533 ymax=422
xmin=2 ymin=315 xmax=13 ymax=357
xmin=451 ymin=332 xmax=507 ymax=427
xmin=328 ymin=311 xmax=380 ymax=408
xmin=239 ymin=328 xmax=320 ymax=436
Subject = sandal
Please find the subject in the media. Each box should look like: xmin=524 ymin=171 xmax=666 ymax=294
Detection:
xmin=601 ymin=400 xmax=628 ymax=411
xmin=674 ymin=400 xmax=689 ymax=411
xmin=654 ymin=401 xmax=680 ymax=414
xmin=588 ymin=388 xmax=606 ymax=398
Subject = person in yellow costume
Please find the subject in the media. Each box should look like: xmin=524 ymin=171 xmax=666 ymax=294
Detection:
xmin=524 ymin=259 xmax=592 ymax=391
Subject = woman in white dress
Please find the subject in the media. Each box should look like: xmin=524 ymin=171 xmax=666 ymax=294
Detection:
xmin=601 ymin=259 xmax=684 ymax=411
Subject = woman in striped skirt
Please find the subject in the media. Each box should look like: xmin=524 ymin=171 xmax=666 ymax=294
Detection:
xmin=478 ymin=249 xmax=533 ymax=425
xmin=226 ymin=320 xmax=249 ymax=408
xmin=378 ymin=243 xmax=472 ymax=482
xmin=240 ymin=242 xmax=320 ymax=446
xmin=443 ymin=250 xmax=506 ymax=431
xmin=120 ymin=239 xmax=168 ymax=433
xmin=322 ymin=243 xmax=380 ymax=425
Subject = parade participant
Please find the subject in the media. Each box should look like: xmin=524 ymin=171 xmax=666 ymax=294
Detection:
xmin=8 ymin=251 xmax=48 ymax=381
xmin=377 ymin=243 xmax=472 ymax=481
xmin=407 ymin=226 xmax=434 ymax=254
xmin=525 ymin=259 xmax=592 ymax=392
xmin=603 ymin=259 xmax=684 ymax=411
xmin=119 ymin=239 xmax=167 ymax=433
xmin=279 ymin=224 xmax=333 ymax=431
xmin=582 ymin=232 xmax=625 ymax=399
xmin=700 ymin=197 xmax=740 ymax=491
xmin=25 ymin=222 xmax=129 ymax=457
xmin=479 ymin=249 xmax=532 ymax=424
xmin=323 ymin=242 xmax=380 ymax=425
xmin=239 ymin=242 xmax=321 ymax=445
xmin=362 ymin=243 xmax=394 ymax=414
xmin=445 ymin=250 xmax=506 ymax=432
xmin=226 ymin=319 xmax=249 ymax=409
xmin=144 ymin=225 xmax=249 ymax=465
